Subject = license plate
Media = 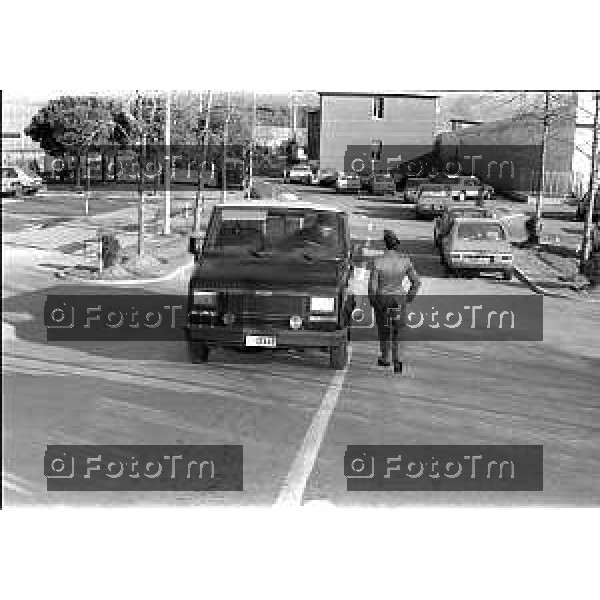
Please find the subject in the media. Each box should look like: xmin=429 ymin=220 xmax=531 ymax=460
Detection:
xmin=246 ymin=335 xmax=276 ymax=347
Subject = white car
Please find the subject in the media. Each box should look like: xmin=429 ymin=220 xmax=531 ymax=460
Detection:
xmin=335 ymin=172 xmax=360 ymax=193
xmin=1 ymin=166 xmax=43 ymax=196
xmin=2 ymin=167 xmax=23 ymax=196
xmin=284 ymin=164 xmax=317 ymax=185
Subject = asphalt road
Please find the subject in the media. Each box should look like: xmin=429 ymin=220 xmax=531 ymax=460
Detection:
xmin=3 ymin=186 xmax=599 ymax=505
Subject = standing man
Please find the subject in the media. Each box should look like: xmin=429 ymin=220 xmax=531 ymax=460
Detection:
xmin=368 ymin=229 xmax=421 ymax=373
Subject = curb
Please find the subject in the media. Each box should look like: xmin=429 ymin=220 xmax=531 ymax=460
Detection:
xmin=55 ymin=258 xmax=195 ymax=286
xmin=513 ymin=265 xmax=599 ymax=302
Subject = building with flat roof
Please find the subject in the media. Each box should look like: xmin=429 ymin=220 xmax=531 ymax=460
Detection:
xmin=437 ymin=92 xmax=598 ymax=197
xmin=308 ymin=92 xmax=439 ymax=173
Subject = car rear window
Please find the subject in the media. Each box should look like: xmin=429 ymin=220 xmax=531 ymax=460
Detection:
xmin=456 ymin=222 xmax=506 ymax=241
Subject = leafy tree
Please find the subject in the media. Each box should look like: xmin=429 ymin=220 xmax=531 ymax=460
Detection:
xmin=26 ymin=95 xmax=135 ymax=185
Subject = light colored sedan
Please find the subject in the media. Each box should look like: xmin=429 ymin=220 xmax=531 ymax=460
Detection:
xmin=441 ymin=217 xmax=514 ymax=280
xmin=284 ymin=164 xmax=317 ymax=185
xmin=335 ymin=173 xmax=360 ymax=193
xmin=367 ymin=173 xmax=395 ymax=195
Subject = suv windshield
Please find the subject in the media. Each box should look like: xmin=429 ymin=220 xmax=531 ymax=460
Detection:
xmin=456 ymin=222 xmax=506 ymax=241
xmin=451 ymin=209 xmax=489 ymax=218
xmin=205 ymin=207 xmax=345 ymax=258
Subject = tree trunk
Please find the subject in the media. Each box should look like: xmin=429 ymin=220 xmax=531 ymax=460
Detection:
xmin=75 ymin=154 xmax=81 ymax=188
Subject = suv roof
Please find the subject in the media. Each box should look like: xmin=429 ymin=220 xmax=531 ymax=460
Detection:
xmin=452 ymin=217 xmax=504 ymax=226
xmin=214 ymin=200 xmax=346 ymax=213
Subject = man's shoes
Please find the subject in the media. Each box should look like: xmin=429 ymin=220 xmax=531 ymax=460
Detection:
xmin=377 ymin=357 xmax=391 ymax=367
xmin=393 ymin=361 xmax=403 ymax=374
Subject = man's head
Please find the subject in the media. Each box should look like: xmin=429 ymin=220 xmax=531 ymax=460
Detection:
xmin=383 ymin=229 xmax=400 ymax=250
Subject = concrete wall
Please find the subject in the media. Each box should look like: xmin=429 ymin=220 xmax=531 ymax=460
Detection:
xmin=318 ymin=95 xmax=437 ymax=172
xmin=437 ymin=93 xmax=589 ymax=196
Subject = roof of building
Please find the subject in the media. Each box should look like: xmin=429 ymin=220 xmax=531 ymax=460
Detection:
xmin=318 ymin=91 xmax=440 ymax=100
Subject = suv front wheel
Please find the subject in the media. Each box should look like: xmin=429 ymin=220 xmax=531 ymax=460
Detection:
xmin=330 ymin=338 xmax=349 ymax=369
xmin=188 ymin=341 xmax=209 ymax=363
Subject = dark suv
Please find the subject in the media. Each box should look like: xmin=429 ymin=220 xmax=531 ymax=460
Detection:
xmin=186 ymin=201 xmax=355 ymax=368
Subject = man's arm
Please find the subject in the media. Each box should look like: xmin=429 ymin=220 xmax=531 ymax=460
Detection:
xmin=405 ymin=261 xmax=421 ymax=303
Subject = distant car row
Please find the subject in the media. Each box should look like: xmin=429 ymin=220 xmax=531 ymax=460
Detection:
xmin=1 ymin=166 xmax=44 ymax=196
xmin=282 ymin=166 xmax=496 ymax=204
xmin=283 ymin=165 xmax=397 ymax=195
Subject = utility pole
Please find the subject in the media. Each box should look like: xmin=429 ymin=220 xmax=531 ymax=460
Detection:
xmin=247 ymin=91 xmax=256 ymax=199
xmin=195 ymin=90 xmax=212 ymax=232
xmin=164 ymin=91 xmax=171 ymax=234
xmin=150 ymin=92 xmax=158 ymax=196
xmin=531 ymin=91 xmax=550 ymax=244
xmin=222 ymin=91 xmax=230 ymax=202
xmin=136 ymin=91 xmax=146 ymax=256
xmin=580 ymin=91 xmax=599 ymax=273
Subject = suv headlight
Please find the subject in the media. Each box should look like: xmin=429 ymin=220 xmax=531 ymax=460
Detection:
xmin=192 ymin=290 xmax=217 ymax=307
xmin=310 ymin=297 xmax=335 ymax=312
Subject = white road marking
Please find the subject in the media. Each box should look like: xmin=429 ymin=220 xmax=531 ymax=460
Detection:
xmin=274 ymin=345 xmax=352 ymax=507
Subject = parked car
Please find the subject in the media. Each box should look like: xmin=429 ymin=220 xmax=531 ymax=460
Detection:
xmin=2 ymin=166 xmax=43 ymax=196
xmin=318 ymin=169 xmax=338 ymax=187
xmin=335 ymin=172 xmax=361 ymax=193
xmin=284 ymin=164 xmax=317 ymax=185
xmin=433 ymin=205 xmax=496 ymax=248
xmin=186 ymin=200 xmax=356 ymax=369
xmin=2 ymin=167 xmax=23 ymax=196
xmin=402 ymin=177 xmax=430 ymax=203
xmin=415 ymin=184 xmax=453 ymax=219
xmin=440 ymin=218 xmax=513 ymax=280
xmin=367 ymin=173 xmax=396 ymax=196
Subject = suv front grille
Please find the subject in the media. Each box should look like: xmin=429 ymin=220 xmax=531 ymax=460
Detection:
xmin=220 ymin=293 xmax=309 ymax=326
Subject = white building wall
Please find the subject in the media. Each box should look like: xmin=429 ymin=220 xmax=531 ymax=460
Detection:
xmin=319 ymin=95 xmax=437 ymax=172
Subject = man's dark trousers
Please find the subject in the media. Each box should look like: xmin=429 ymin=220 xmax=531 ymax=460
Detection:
xmin=373 ymin=295 xmax=404 ymax=364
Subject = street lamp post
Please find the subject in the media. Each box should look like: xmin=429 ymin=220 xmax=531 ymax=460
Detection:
xmin=195 ymin=90 xmax=212 ymax=233
xmin=580 ymin=92 xmax=599 ymax=273
xmin=164 ymin=91 xmax=171 ymax=235
xmin=531 ymin=91 xmax=550 ymax=245
xmin=247 ymin=91 xmax=256 ymax=199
